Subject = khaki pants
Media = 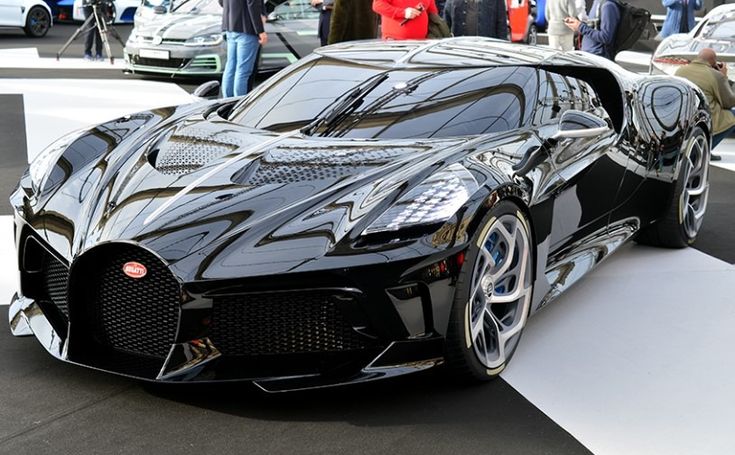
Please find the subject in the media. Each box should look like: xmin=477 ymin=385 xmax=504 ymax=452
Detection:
xmin=548 ymin=34 xmax=574 ymax=52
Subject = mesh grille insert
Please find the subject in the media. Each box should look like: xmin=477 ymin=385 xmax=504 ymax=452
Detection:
xmin=152 ymin=128 xmax=241 ymax=175
xmin=88 ymin=246 xmax=181 ymax=358
xmin=42 ymin=254 xmax=69 ymax=319
xmin=209 ymin=292 xmax=373 ymax=356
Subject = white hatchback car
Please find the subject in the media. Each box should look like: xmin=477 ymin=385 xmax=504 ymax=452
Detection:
xmin=0 ymin=0 xmax=52 ymax=37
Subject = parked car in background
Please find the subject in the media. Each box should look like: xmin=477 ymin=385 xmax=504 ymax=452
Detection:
xmin=125 ymin=0 xmax=319 ymax=77
xmin=651 ymin=3 xmax=735 ymax=81
xmin=0 ymin=0 xmax=52 ymax=36
xmin=507 ymin=0 xmax=538 ymax=44
xmin=72 ymin=0 xmax=137 ymax=23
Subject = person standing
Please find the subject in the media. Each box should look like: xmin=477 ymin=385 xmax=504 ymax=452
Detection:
xmin=675 ymin=48 xmax=733 ymax=160
xmin=660 ymin=0 xmax=702 ymax=39
xmin=563 ymin=0 xmax=620 ymax=60
xmin=545 ymin=0 xmax=578 ymax=51
xmin=311 ymin=0 xmax=334 ymax=46
xmin=328 ymin=0 xmax=378 ymax=44
xmin=373 ymin=0 xmax=438 ymax=40
xmin=83 ymin=4 xmax=102 ymax=61
xmin=443 ymin=0 xmax=508 ymax=39
xmin=220 ymin=0 xmax=267 ymax=97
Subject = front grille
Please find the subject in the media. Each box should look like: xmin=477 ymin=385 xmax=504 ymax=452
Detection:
xmin=209 ymin=292 xmax=373 ymax=357
xmin=87 ymin=246 xmax=180 ymax=358
xmin=130 ymin=55 xmax=190 ymax=69
xmin=42 ymin=254 xmax=69 ymax=319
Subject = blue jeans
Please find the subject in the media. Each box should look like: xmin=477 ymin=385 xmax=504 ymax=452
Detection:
xmin=222 ymin=32 xmax=259 ymax=98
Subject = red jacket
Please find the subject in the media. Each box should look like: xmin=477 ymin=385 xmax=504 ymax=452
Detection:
xmin=373 ymin=0 xmax=438 ymax=40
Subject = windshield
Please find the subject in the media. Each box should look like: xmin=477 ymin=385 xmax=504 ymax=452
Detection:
xmin=173 ymin=0 xmax=220 ymax=15
xmin=229 ymin=58 xmax=541 ymax=139
xmin=272 ymin=0 xmax=319 ymax=20
xmin=700 ymin=11 xmax=735 ymax=40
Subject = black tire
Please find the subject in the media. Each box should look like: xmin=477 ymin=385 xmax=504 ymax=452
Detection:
xmin=444 ymin=200 xmax=534 ymax=382
xmin=24 ymin=6 xmax=51 ymax=38
xmin=636 ymin=126 xmax=710 ymax=248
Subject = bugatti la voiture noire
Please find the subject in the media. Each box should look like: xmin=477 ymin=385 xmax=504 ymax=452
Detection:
xmin=10 ymin=39 xmax=711 ymax=391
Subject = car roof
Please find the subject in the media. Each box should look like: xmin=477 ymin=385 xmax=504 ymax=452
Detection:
xmin=315 ymin=37 xmax=598 ymax=69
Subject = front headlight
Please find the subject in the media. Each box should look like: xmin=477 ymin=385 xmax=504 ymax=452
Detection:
xmin=364 ymin=163 xmax=479 ymax=235
xmin=184 ymin=33 xmax=223 ymax=47
xmin=29 ymin=129 xmax=87 ymax=194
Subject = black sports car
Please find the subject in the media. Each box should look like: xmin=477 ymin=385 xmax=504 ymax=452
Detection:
xmin=10 ymin=39 xmax=711 ymax=391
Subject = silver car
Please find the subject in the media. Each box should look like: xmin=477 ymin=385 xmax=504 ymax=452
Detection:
xmin=651 ymin=4 xmax=735 ymax=82
xmin=124 ymin=0 xmax=319 ymax=77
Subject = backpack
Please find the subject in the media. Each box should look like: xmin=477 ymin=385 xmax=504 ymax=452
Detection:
xmin=595 ymin=0 xmax=653 ymax=54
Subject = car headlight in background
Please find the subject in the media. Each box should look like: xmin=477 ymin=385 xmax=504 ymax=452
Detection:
xmin=184 ymin=33 xmax=224 ymax=47
xmin=29 ymin=129 xmax=87 ymax=194
xmin=365 ymin=163 xmax=479 ymax=234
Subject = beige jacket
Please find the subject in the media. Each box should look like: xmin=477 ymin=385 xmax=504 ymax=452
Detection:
xmin=676 ymin=59 xmax=735 ymax=135
xmin=545 ymin=0 xmax=578 ymax=36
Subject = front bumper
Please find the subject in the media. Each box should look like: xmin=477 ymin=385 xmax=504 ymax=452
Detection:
xmin=9 ymin=294 xmax=443 ymax=391
xmin=124 ymin=42 xmax=225 ymax=76
xmin=9 ymin=219 xmax=456 ymax=391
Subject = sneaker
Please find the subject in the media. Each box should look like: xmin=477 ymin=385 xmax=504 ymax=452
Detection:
xmin=95 ymin=54 xmax=104 ymax=62
xmin=83 ymin=53 xmax=93 ymax=61
xmin=711 ymin=154 xmax=723 ymax=161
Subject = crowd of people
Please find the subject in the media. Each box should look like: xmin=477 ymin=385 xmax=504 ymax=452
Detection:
xmin=207 ymin=0 xmax=731 ymax=161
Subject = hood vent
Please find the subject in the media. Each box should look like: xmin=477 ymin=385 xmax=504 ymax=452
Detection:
xmin=149 ymin=126 xmax=242 ymax=175
xmin=233 ymin=146 xmax=408 ymax=186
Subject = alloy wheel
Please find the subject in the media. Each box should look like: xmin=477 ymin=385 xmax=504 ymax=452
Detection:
xmin=467 ymin=213 xmax=532 ymax=370
xmin=680 ymin=134 xmax=710 ymax=239
xmin=29 ymin=8 xmax=49 ymax=37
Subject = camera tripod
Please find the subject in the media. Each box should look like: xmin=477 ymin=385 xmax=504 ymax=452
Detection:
xmin=56 ymin=2 xmax=125 ymax=65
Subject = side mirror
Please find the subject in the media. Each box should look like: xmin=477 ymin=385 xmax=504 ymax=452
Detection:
xmin=193 ymin=80 xmax=220 ymax=99
xmin=153 ymin=5 xmax=166 ymax=13
xmin=552 ymin=110 xmax=611 ymax=140
xmin=267 ymin=11 xmax=279 ymax=21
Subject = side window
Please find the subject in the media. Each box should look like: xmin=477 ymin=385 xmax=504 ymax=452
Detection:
xmin=532 ymin=71 xmax=605 ymax=127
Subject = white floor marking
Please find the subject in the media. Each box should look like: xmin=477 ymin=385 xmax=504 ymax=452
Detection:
xmin=502 ymin=243 xmax=735 ymax=455
xmin=0 ymin=47 xmax=124 ymax=69
xmin=712 ymin=138 xmax=735 ymax=172
xmin=0 ymin=79 xmax=195 ymax=161
xmin=0 ymin=216 xmax=18 ymax=308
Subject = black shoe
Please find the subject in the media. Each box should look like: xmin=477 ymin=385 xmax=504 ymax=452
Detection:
xmin=711 ymin=154 xmax=722 ymax=161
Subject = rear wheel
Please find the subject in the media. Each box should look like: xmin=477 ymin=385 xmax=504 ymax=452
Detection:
xmin=637 ymin=126 xmax=710 ymax=248
xmin=445 ymin=201 xmax=534 ymax=382
xmin=24 ymin=6 xmax=50 ymax=38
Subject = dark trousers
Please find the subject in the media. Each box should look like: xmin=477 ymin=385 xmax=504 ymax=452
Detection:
xmin=84 ymin=6 xmax=102 ymax=57
xmin=318 ymin=10 xmax=332 ymax=46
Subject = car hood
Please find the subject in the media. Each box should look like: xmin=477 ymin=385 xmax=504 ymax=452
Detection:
xmin=134 ymin=13 xmax=220 ymax=39
xmin=48 ymin=111 xmax=512 ymax=281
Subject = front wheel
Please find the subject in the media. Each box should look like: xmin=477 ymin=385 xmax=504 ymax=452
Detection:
xmin=24 ymin=6 xmax=50 ymax=38
xmin=445 ymin=201 xmax=534 ymax=382
xmin=637 ymin=126 xmax=710 ymax=248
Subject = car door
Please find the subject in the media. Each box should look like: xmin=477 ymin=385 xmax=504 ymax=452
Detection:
xmin=539 ymin=70 xmax=627 ymax=264
xmin=0 ymin=0 xmax=24 ymax=26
